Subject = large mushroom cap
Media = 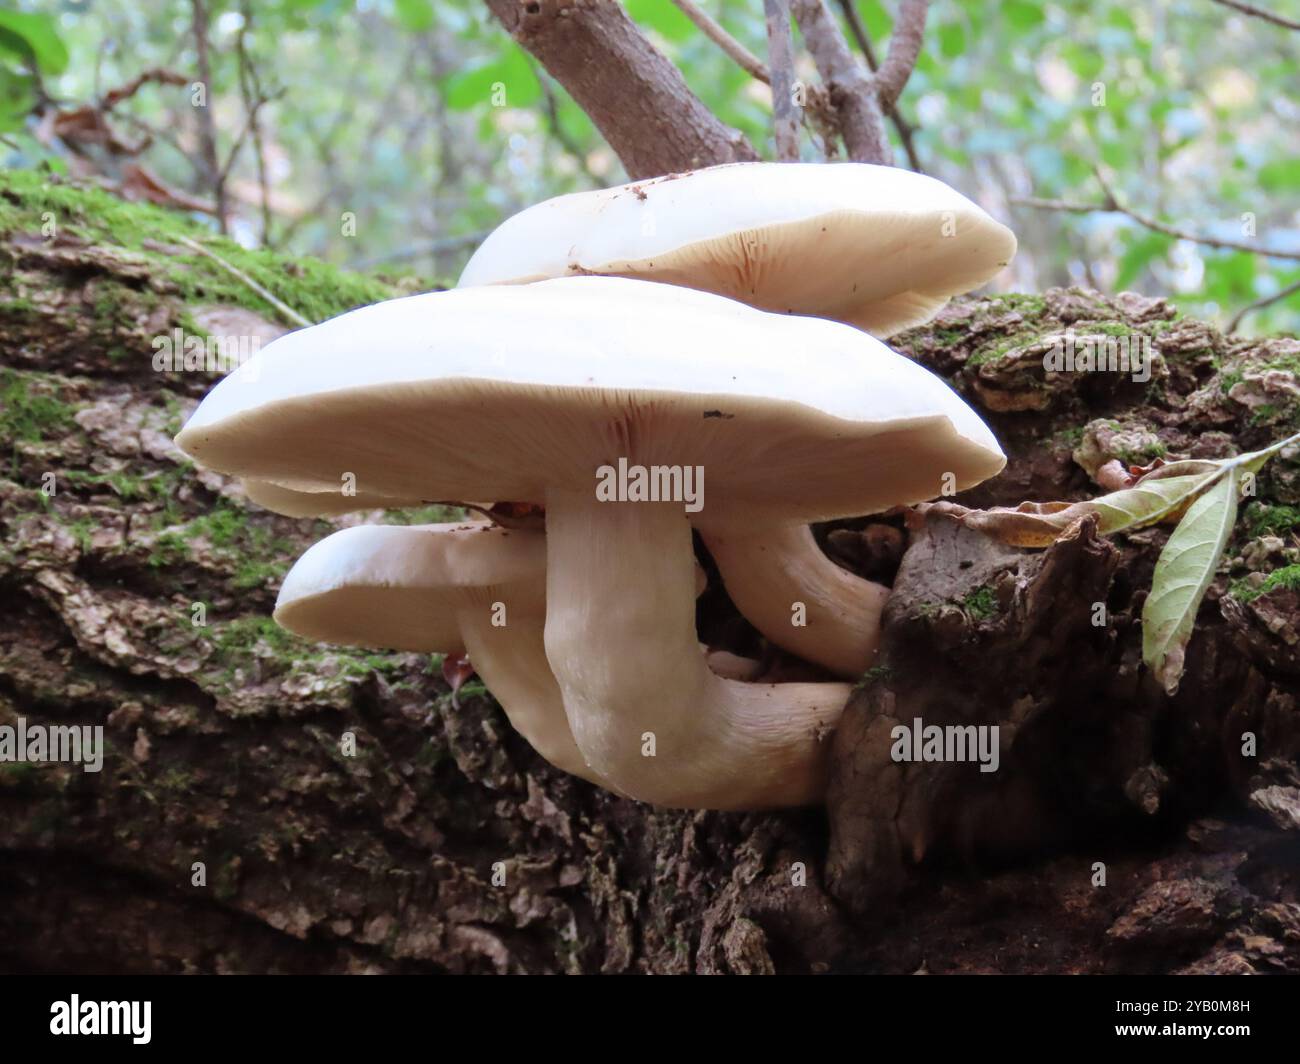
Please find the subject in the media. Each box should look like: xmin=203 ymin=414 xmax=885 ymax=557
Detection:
xmin=275 ymin=522 xmax=544 ymax=652
xmin=457 ymin=161 xmax=1016 ymax=336
xmin=177 ymin=276 xmax=1004 ymax=529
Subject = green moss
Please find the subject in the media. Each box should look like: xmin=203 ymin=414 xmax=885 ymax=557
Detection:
xmin=966 ymin=332 xmax=1037 ymax=368
xmin=1219 ymin=369 xmax=1245 ymax=395
xmin=1114 ymin=439 xmax=1167 ymax=464
xmin=382 ymin=502 xmax=470 ymax=525
xmin=963 ymin=585 xmax=998 ymax=619
xmin=989 ymin=293 xmax=1046 ymax=315
xmin=0 ymin=369 xmax=75 ymax=445
xmin=212 ymin=616 xmax=301 ymax=657
xmin=1244 ymin=503 xmax=1300 ymax=537
xmin=1232 ymin=564 xmax=1300 ymax=603
xmin=854 ymin=664 xmax=893 ymax=692
xmin=0 ymin=169 xmax=413 ymax=325
xmin=1087 ymin=320 xmax=1137 ymax=338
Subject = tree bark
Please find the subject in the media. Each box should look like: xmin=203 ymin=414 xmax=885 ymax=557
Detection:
xmin=483 ymin=0 xmax=758 ymax=178
xmin=2 ymin=179 xmax=1299 ymax=973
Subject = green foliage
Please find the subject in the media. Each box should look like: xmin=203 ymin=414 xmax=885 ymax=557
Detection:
xmin=0 ymin=170 xmax=400 ymax=324
xmin=0 ymin=0 xmax=1294 ymax=332
xmin=0 ymin=10 xmax=67 ymax=131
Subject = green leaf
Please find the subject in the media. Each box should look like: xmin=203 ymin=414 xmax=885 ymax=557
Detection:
xmin=1115 ymin=231 xmax=1173 ymax=291
xmin=1003 ymin=1 xmax=1045 ymax=31
xmin=857 ymin=0 xmax=893 ymax=40
xmin=938 ymin=23 xmax=966 ymax=59
xmin=0 ymin=11 xmax=69 ymax=75
xmin=1142 ymin=470 xmax=1239 ymax=694
xmin=442 ymin=47 xmax=540 ymax=110
xmin=393 ymin=0 xmax=434 ymax=32
xmin=625 ymin=0 xmax=695 ymax=42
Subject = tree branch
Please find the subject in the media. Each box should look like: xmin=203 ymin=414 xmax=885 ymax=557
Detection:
xmin=189 ymin=0 xmax=226 ymax=231
xmin=1013 ymin=167 xmax=1300 ymax=262
xmin=671 ymin=0 xmax=770 ymax=82
xmin=1227 ymin=276 xmax=1300 ymax=333
xmin=791 ymin=0 xmax=889 ymax=163
xmin=874 ymin=0 xmax=928 ymax=108
xmin=484 ymin=0 xmax=757 ymax=178
xmin=834 ymin=0 xmax=923 ymax=171
xmin=764 ymin=0 xmax=801 ymax=160
xmin=1209 ymin=0 xmax=1300 ymax=31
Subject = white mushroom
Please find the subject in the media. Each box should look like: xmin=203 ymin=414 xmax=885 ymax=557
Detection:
xmin=458 ymin=161 xmax=1016 ymax=338
xmin=177 ymin=277 xmax=1004 ymax=808
xmin=273 ymin=521 xmax=604 ymax=782
xmin=458 ymin=161 xmax=1014 ymax=677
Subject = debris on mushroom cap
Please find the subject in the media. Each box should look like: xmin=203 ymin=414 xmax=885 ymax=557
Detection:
xmin=458 ymin=161 xmax=1017 ymax=337
xmin=176 ymin=276 xmax=1004 ymax=528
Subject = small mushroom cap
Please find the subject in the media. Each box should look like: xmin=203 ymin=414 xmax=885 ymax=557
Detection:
xmin=274 ymin=522 xmax=544 ymax=652
xmin=241 ymin=478 xmax=429 ymax=517
xmin=177 ymin=277 xmax=1004 ymax=529
xmin=458 ymin=162 xmax=1016 ymax=336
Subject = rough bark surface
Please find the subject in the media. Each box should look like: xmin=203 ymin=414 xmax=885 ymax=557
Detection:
xmin=484 ymin=0 xmax=758 ymax=178
xmin=2 ymin=178 xmax=1299 ymax=973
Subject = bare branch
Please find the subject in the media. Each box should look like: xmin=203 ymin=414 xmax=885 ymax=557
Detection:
xmin=484 ymin=0 xmax=756 ymax=178
xmin=537 ymin=72 xmax=601 ymax=184
xmin=874 ymin=0 xmax=929 ymax=109
xmin=834 ymin=0 xmax=923 ymax=171
xmin=671 ymin=0 xmax=770 ymax=82
xmin=1092 ymin=168 xmax=1300 ymax=261
xmin=1227 ymin=277 xmax=1300 ymax=333
xmin=237 ymin=0 xmax=274 ymax=245
xmin=177 ymin=235 xmax=310 ymax=328
xmin=764 ymin=0 xmax=801 ymax=160
xmin=1012 ymin=171 xmax=1300 ymax=262
xmin=189 ymin=0 xmax=226 ymax=232
xmin=791 ymin=0 xmax=889 ymax=163
xmin=1209 ymin=0 xmax=1300 ymax=31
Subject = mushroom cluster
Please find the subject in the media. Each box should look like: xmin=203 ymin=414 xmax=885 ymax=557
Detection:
xmin=176 ymin=161 xmax=1014 ymax=810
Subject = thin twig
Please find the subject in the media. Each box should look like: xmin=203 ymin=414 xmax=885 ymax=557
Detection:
xmin=792 ymin=0 xmax=888 ymax=162
xmin=874 ymin=0 xmax=929 ymax=109
xmin=237 ymin=1 xmax=274 ymax=245
xmin=1011 ymin=171 xmax=1300 ymax=262
xmin=669 ymin=0 xmax=770 ymax=82
xmin=177 ymin=235 xmax=311 ymax=328
xmin=538 ymin=73 xmax=601 ymax=184
xmin=1227 ymin=276 xmax=1300 ymax=333
xmin=189 ymin=0 xmax=226 ymax=232
xmin=1209 ymin=0 xmax=1300 ymax=31
xmin=764 ymin=0 xmax=802 ymax=160
xmin=834 ymin=0 xmax=923 ymax=171
xmin=350 ymin=232 xmax=492 ymax=270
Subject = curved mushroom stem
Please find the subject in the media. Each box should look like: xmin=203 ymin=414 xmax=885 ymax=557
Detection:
xmin=458 ymin=608 xmax=609 ymax=788
xmin=702 ymin=523 xmax=890 ymax=678
xmin=543 ymin=489 xmax=851 ymax=810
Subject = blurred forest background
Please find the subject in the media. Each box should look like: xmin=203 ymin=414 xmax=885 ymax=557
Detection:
xmin=1 ymin=0 xmax=1297 ymax=333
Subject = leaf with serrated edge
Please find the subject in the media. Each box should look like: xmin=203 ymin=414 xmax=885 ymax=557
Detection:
xmin=1142 ymin=470 xmax=1239 ymax=695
